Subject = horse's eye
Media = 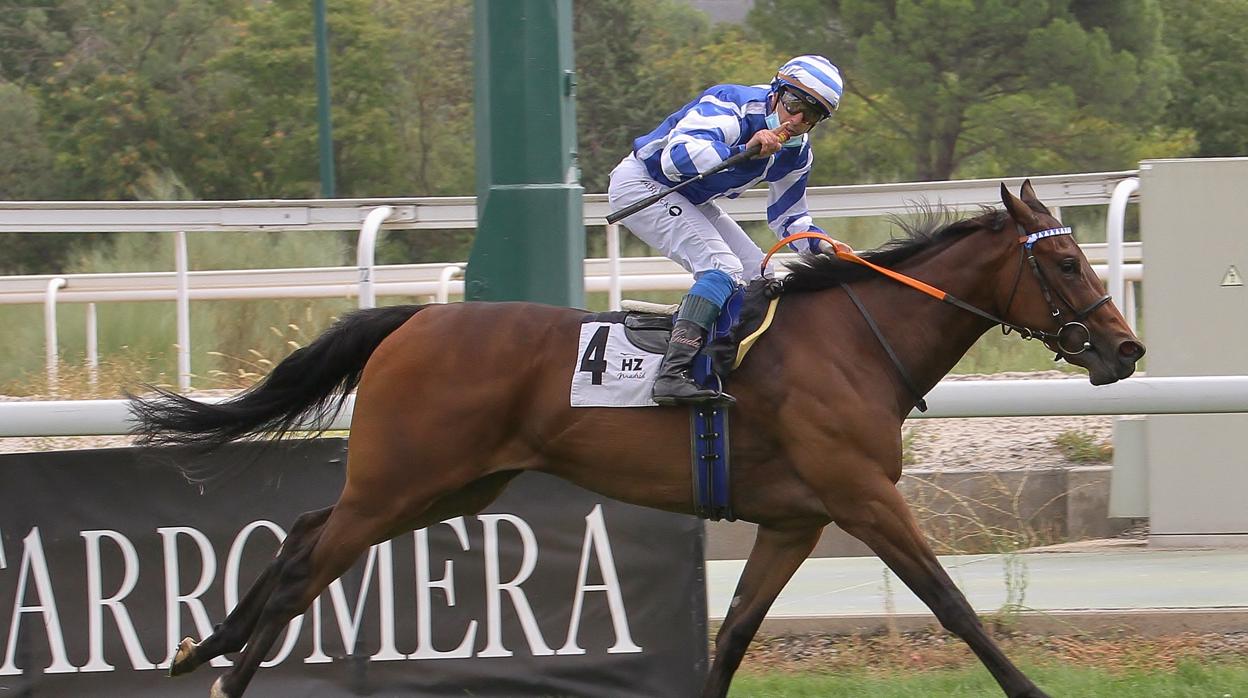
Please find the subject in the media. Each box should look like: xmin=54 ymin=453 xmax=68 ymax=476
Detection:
xmin=1059 ymin=258 xmax=1078 ymax=274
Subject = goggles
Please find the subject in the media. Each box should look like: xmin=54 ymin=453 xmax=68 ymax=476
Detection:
xmin=778 ymin=88 xmax=830 ymax=126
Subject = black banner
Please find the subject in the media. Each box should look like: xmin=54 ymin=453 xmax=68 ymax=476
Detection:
xmin=0 ymin=440 xmax=707 ymax=696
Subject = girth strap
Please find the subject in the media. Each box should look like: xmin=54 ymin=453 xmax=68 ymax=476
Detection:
xmin=843 ymin=284 xmax=929 ymax=413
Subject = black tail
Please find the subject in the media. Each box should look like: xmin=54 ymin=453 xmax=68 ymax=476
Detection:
xmin=130 ymin=304 xmax=424 ymax=450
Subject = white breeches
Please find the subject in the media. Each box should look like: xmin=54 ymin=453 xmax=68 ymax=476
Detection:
xmin=607 ymin=154 xmax=767 ymax=286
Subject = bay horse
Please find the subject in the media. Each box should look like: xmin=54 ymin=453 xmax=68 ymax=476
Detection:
xmin=130 ymin=182 xmax=1144 ymax=698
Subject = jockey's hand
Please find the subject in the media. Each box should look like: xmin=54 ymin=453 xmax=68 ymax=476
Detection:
xmin=747 ymin=125 xmax=792 ymax=158
xmin=817 ymin=238 xmax=853 ymax=256
xmin=761 ymin=276 xmax=785 ymax=299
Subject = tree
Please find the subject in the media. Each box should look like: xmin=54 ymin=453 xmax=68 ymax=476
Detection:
xmin=380 ymin=0 xmax=474 ymax=197
xmin=575 ymin=0 xmax=785 ymax=192
xmin=1162 ymin=0 xmax=1248 ymax=157
xmin=0 ymin=82 xmax=53 ymax=200
xmin=574 ymin=0 xmax=648 ymax=194
xmin=0 ymin=81 xmax=66 ymax=273
xmin=749 ymin=0 xmax=1190 ymax=181
xmin=29 ymin=0 xmax=246 ymax=198
xmin=0 ymin=0 xmax=79 ymax=86
xmin=199 ymin=0 xmax=399 ymax=198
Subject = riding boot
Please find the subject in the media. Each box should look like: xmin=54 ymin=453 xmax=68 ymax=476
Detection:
xmin=652 ymin=320 xmax=726 ymax=405
xmin=652 ymin=292 xmax=735 ymax=405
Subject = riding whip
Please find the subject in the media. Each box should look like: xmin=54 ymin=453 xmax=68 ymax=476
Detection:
xmin=606 ymin=129 xmax=790 ymax=225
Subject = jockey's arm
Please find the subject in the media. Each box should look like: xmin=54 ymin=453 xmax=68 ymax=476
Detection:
xmin=658 ymin=102 xmax=745 ymax=182
xmin=766 ymin=166 xmax=850 ymax=256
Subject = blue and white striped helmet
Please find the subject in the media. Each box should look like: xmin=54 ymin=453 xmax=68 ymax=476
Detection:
xmin=772 ymin=55 xmax=843 ymax=118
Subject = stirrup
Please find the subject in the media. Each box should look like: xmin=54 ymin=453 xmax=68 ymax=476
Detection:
xmin=653 ymin=378 xmax=735 ymax=406
xmin=654 ymin=392 xmax=735 ymax=406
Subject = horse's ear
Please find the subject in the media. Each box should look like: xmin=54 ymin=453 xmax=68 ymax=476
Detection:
xmin=1001 ymin=182 xmax=1037 ymax=227
xmin=1019 ymin=179 xmax=1052 ymax=215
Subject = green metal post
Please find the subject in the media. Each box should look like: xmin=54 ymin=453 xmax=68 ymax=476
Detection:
xmin=314 ymin=0 xmax=336 ymax=198
xmin=467 ymin=0 xmax=584 ymax=306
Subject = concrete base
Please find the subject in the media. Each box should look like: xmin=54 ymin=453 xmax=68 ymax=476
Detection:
xmin=707 ymin=464 xmax=1127 ymax=559
xmin=1149 ymin=533 xmax=1248 ymax=548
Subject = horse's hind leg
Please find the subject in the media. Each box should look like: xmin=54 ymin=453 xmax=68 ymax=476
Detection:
xmin=837 ymin=483 xmax=1051 ymax=698
xmin=208 ymin=471 xmax=517 ymax=698
xmin=701 ymin=525 xmax=821 ymax=698
xmin=169 ymin=506 xmax=334 ymax=677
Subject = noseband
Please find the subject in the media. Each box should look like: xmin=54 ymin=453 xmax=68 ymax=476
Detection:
xmin=1001 ymin=226 xmax=1112 ymax=357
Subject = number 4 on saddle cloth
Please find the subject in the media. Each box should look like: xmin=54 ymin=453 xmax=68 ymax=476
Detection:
xmin=570 ymin=289 xmax=748 ymax=521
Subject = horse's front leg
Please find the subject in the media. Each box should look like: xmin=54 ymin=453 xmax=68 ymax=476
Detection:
xmin=835 ymin=480 xmax=1051 ymax=698
xmin=702 ymin=524 xmax=822 ymax=698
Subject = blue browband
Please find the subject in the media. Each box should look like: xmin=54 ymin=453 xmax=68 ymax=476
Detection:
xmin=1022 ymin=226 xmax=1072 ymax=249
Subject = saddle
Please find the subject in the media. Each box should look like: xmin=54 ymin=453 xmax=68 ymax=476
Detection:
xmin=582 ymin=288 xmax=776 ymax=370
xmin=621 ymin=311 xmax=674 ymax=354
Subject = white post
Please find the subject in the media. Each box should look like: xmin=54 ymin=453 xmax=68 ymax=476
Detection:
xmin=606 ymin=223 xmax=622 ymax=310
xmin=357 ymin=205 xmax=394 ymax=309
xmin=1124 ymin=281 xmax=1137 ymax=331
xmin=86 ymin=302 xmax=98 ymax=391
xmin=175 ymin=231 xmax=191 ymax=392
xmin=44 ymin=277 xmax=66 ymax=396
xmin=1106 ymin=177 xmax=1139 ymax=315
xmin=437 ymin=264 xmax=462 ymax=304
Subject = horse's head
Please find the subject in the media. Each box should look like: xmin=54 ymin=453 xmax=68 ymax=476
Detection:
xmin=997 ymin=181 xmax=1145 ymax=385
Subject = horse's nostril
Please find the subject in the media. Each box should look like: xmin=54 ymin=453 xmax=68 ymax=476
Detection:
xmin=1119 ymin=341 xmax=1145 ymax=361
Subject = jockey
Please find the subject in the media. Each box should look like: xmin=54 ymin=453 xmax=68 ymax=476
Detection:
xmin=607 ymin=54 xmax=851 ymax=405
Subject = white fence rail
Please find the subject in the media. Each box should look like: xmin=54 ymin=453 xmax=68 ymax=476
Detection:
xmin=0 ymin=250 xmax=1142 ymax=305
xmin=2 ymin=376 xmax=1244 ymax=438
xmin=0 ymin=170 xmax=1140 ymax=233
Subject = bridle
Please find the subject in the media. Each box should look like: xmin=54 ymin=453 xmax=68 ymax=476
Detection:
xmin=761 ymin=226 xmax=1112 ymax=359
xmin=999 ymin=225 xmax=1112 ymax=357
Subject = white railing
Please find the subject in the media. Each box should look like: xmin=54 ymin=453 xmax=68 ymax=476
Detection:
xmin=2 ymin=376 xmax=1244 ymax=438
xmin=0 ymin=170 xmax=1140 ymax=233
xmin=1106 ymin=177 xmax=1141 ymax=327
xmin=0 ymin=170 xmax=1141 ymax=390
xmin=0 ymin=250 xmax=1143 ymax=304
xmin=0 ymin=254 xmax=1145 ymax=389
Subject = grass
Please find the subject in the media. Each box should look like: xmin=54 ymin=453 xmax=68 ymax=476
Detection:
xmin=900 ymin=427 xmax=921 ymax=466
xmin=901 ymin=470 xmax=1066 ymax=555
xmin=1054 ymin=429 xmax=1114 ymax=463
xmin=0 ymin=229 xmax=361 ymax=393
xmin=730 ymin=661 xmax=1248 ymax=697
xmin=731 ymin=630 xmax=1248 ymax=697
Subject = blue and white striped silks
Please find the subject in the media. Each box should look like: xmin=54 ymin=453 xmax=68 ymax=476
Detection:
xmin=631 ymin=83 xmax=827 ymax=254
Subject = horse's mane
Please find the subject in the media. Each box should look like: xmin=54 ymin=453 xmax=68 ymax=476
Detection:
xmin=780 ymin=206 xmax=1009 ymax=293
xmin=707 ymin=206 xmax=1010 ymax=373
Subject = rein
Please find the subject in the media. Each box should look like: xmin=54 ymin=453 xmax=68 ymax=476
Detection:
xmin=758 ymin=228 xmax=1111 ymax=406
xmin=761 ymin=230 xmax=1108 ymax=356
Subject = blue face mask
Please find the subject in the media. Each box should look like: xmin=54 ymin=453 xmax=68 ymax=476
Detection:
xmin=765 ymin=111 xmax=806 ymax=148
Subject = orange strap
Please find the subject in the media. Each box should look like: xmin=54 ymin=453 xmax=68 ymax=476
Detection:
xmin=762 ymin=232 xmax=949 ymax=301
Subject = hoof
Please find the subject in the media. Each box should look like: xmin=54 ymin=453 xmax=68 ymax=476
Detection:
xmin=210 ymin=676 xmax=231 ymax=698
xmin=169 ymin=637 xmax=198 ymax=677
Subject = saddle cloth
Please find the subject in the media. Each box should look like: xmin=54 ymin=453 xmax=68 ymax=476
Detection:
xmin=569 ymin=287 xmax=778 ymax=408
xmin=569 ymin=312 xmax=668 ymax=407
